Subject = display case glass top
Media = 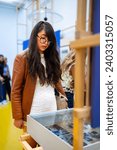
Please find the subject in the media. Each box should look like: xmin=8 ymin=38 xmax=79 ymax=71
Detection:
xmin=28 ymin=109 xmax=100 ymax=149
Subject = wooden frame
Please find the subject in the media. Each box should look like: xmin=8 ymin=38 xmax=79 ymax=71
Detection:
xmin=70 ymin=0 xmax=100 ymax=149
xmin=19 ymin=134 xmax=43 ymax=150
xmin=70 ymin=34 xmax=100 ymax=49
xmin=70 ymin=33 xmax=100 ymax=150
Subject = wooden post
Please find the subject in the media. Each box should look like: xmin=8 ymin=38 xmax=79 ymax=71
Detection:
xmin=85 ymin=0 xmax=93 ymax=106
xmin=73 ymin=0 xmax=86 ymax=150
xmin=71 ymin=34 xmax=100 ymax=150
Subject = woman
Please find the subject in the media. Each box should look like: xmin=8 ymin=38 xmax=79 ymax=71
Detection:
xmin=61 ymin=49 xmax=75 ymax=108
xmin=11 ymin=21 xmax=66 ymax=130
xmin=3 ymin=57 xmax=11 ymax=101
xmin=0 ymin=54 xmax=6 ymax=105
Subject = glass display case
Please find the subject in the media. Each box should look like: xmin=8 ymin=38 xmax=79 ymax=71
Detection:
xmin=27 ymin=109 xmax=100 ymax=150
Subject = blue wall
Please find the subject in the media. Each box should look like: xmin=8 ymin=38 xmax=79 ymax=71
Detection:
xmin=23 ymin=39 xmax=29 ymax=50
xmin=91 ymin=0 xmax=100 ymax=128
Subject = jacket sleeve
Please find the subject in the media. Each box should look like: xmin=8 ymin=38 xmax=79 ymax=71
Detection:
xmin=11 ymin=54 xmax=25 ymax=120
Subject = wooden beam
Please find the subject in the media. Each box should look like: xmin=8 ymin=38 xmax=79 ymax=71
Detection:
xmin=70 ymin=34 xmax=100 ymax=49
xmin=86 ymin=0 xmax=93 ymax=107
xmin=19 ymin=134 xmax=43 ymax=150
xmin=73 ymin=0 xmax=87 ymax=149
xmin=73 ymin=48 xmax=85 ymax=150
xmin=74 ymin=106 xmax=91 ymax=119
xmin=20 ymin=134 xmax=31 ymax=141
xmin=75 ymin=0 xmax=86 ymax=38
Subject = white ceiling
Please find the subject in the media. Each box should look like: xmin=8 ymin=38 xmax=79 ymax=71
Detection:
xmin=0 ymin=0 xmax=25 ymax=7
xmin=0 ymin=0 xmax=52 ymax=8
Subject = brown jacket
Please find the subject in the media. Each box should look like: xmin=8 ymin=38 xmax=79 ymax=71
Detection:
xmin=11 ymin=50 xmax=65 ymax=121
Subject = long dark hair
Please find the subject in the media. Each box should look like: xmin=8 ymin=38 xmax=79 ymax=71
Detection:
xmin=27 ymin=21 xmax=61 ymax=85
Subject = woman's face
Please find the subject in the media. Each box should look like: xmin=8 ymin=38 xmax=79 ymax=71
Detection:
xmin=0 ymin=56 xmax=4 ymax=62
xmin=37 ymin=29 xmax=50 ymax=53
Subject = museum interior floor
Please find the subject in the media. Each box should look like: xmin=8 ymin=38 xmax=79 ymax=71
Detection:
xmin=0 ymin=101 xmax=22 ymax=150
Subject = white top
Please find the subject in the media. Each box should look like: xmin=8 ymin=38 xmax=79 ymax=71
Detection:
xmin=30 ymin=54 xmax=57 ymax=115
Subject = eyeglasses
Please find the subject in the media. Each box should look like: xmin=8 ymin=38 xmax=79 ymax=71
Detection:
xmin=37 ymin=35 xmax=50 ymax=45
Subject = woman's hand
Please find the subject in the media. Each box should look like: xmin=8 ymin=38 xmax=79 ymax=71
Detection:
xmin=14 ymin=119 xmax=24 ymax=129
xmin=0 ymin=76 xmax=4 ymax=83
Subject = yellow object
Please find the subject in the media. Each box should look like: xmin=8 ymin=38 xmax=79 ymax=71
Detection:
xmin=0 ymin=102 xmax=23 ymax=150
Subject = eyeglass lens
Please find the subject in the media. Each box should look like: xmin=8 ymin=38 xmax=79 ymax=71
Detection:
xmin=37 ymin=35 xmax=49 ymax=44
xmin=40 ymin=37 xmax=47 ymax=43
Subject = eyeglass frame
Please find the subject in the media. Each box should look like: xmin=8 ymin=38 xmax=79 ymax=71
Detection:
xmin=37 ymin=35 xmax=51 ymax=45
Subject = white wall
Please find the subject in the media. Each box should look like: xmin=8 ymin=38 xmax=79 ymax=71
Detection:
xmin=53 ymin=0 xmax=77 ymax=30
xmin=53 ymin=0 xmax=77 ymax=46
xmin=17 ymin=8 xmax=27 ymax=53
xmin=0 ymin=5 xmax=17 ymax=75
